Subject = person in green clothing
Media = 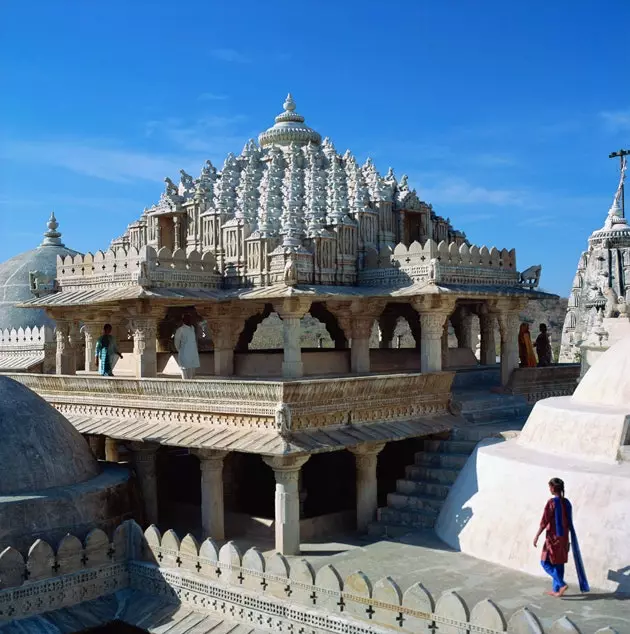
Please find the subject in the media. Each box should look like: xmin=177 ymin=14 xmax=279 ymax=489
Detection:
xmin=94 ymin=323 xmax=122 ymax=376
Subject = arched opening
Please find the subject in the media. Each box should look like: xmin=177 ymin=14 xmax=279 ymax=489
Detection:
xmin=236 ymin=302 xmax=348 ymax=377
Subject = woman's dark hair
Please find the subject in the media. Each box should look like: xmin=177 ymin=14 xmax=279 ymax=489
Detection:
xmin=549 ymin=477 xmax=565 ymax=497
xmin=182 ymin=313 xmax=193 ymax=327
xmin=540 ymin=323 xmax=547 ymax=332
xmin=103 ymin=323 xmax=112 ymax=333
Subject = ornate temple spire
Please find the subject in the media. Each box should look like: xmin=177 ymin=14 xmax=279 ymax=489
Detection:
xmin=258 ymin=93 xmax=322 ymax=148
xmin=304 ymin=142 xmax=328 ymax=236
xmin=40 ymin=212 xmax=65 ymax=247
xmin=235 ymin=143 xmax=263 ymax=223
xmin=213 ymin=153 xmax=241 ymax=215
xmin=257 ymin=146 xmax=285 ymax=236
xmin=603 ymin=157 xmax=627 ymax=230
xmin=280 ymin=142 xmax=305 ymax=247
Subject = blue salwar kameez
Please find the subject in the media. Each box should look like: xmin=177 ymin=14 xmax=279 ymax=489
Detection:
xmin=95 ymin=334 xmax=120 ymax=376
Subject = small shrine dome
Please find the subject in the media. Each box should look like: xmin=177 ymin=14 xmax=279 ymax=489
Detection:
xmin=0 ymin=213 xmax=81 ymax=329
xmin=572 ymin=335 xmax=630 ymax=408
xmin=0 ymin=375 xmax=100 ymax=495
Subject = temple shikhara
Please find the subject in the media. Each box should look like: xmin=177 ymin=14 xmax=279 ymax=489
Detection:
xmin=0 ymin=96 xmax=626 ymax=634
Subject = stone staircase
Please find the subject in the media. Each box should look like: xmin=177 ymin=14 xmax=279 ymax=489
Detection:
xmin=369 ymin=386 xmax=531 ymax=538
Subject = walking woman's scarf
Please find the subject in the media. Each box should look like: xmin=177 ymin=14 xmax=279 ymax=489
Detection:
xmin=554 ymin=497 xmax=590 ymax=592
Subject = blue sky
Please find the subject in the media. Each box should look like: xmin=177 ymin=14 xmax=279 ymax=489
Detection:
xmin=1 ymin=0 xmax=628 ymax=296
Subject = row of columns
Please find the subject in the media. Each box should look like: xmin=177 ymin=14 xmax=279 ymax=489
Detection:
xmin=95 ymin=437 xmax=385 ymax=556
xmin=55 ymin=298 xmax=524 ymax=384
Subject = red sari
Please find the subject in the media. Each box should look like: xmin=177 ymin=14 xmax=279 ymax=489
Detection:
xmin=539 ymin=497 xmax=570 ymax=564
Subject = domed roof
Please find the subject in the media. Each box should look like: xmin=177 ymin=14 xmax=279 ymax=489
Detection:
xmin=0 ymin=375 xmax=100 ymax=495
xmin=572 ymin=334 xmax=630 ymax=408
xmin=258 ymin=94 xmax=322 ymax=148
xmin=0 ymin=214 xmax=81 ymax=330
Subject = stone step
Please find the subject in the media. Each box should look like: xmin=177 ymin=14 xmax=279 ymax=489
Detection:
xmin=450 ymin=420 xmax=527 ymax=442
xmin=461 ymin=407 xmax=530 ymax=425
xmin=405 ymin=464 xmax=460 ymax=485
xmin=367 ymin=522 xmax=415 ymax=539
xmin=414 ymin=451 xmax=469 ymax=469
xmin=396 ymin=478 xmax=451 ymax=499
xmin=387 ymin=492 xmax=445 ymax=514
xmin=377 ymin=506 xmax=437 ymax=529
xmin=422 ymin=438 xmax=478 ymax=454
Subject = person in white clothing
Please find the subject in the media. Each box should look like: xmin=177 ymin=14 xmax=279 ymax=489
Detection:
xmin=174 ymin=314 xmax=200 ymax=379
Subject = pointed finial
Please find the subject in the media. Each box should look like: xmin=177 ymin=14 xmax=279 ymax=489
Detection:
xmin=283 ymin=93 xmax=296 ymax=112
xmin=41 ymin=212 xmax=64 ymax=247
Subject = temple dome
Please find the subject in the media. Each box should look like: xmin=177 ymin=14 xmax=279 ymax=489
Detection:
xmin=0 ymin=375 xmax=100 ymax=495
xmin=572 ymin=335 xmax=630 ymax=408
xmin=0 ymin=213 xmax=81 ymax=329
xmin=258 ymin=93 xmax=322 ymax=148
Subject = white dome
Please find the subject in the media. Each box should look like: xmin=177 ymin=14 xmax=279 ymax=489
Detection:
xmin=572 ymin=334 xmax=630 ymax=408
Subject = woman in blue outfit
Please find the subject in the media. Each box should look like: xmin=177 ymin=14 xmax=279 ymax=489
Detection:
xmin=533 ymin=478 xmax=589 ymax=597
xmin=94 ymin=323 xmax=122 ymax=376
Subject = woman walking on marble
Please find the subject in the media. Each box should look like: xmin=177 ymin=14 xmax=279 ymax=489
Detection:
xmin=174 ymin=313 xmax=200 ymax=379
xmin=518 ymin=323 xmax=537 ymax=367
xmin=94 ymin=323 xmax=122 ymax=377
xmin=535 ymin=323 xmax=553 ymax=366
xmin=533 ymin=478 xmax=589 ymax=597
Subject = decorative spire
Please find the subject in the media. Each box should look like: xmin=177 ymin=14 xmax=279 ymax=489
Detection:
xmin=602 ymin=157 xmax=628 ymax=231
xmin=258 ymin=93 xmax=322 ymax=148
xmin=40 ymin=212 xmax=65 ymax=247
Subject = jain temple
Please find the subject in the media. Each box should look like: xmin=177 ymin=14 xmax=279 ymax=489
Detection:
xmin=0 ymin=96 xmax=627 ymax=634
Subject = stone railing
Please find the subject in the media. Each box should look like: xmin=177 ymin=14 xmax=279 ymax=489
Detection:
xmin=5 ymin=371 xmax=454 ymax=434
xmin=0 ymin=326 xmax=54 ymax=348
xmin=505 ymin=364 xmax=580 ymax=403
xmin=56 ymin=245 xmax=221 ymax=291
xmin=360 ymin=239 xmax=519 ymax=287
xmin=0 ymin=521 xmax=618 ymax=633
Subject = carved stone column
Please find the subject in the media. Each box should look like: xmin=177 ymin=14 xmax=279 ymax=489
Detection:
xmin=350 ymin=316 xmax=374 ymax=373
xmin=274 ymin=298 xmax=311 ymax=378
xmin=479 ymin=311 xmax=496 ymax=366
xmin=173 ymin=215 xmax=181 ymax=250
xmin=262 ymin=454 xmax=310 ymax=555
xmin=105 ymin=437 xmax=119 ymax=462
xmin=497 ymin=310 xmax=521 ymax=386
xmin=55 ymin=319 xmax=76 ymax=375
xmin=131 ymin=317 xmax=158 ymax=378
xmin=83 ymin=321 xmax=101 ymax=372
xmin=414 ymin=297 xmax=456 ymax=373
xmin=206 ymin=315 xmax=237 ymax=376
xmin=194 ymin=449 xmax=228 ymax=541
xmin=349 ymin=442 xmax=386 ymax=532
xmin=441 ymin=319 xmax=450 ymax=368
xmin=130 ymin=442 xmax=159 ymax=525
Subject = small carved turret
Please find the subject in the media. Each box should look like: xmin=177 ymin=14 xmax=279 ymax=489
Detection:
xmin=40 ymin=212 xmax=65 ymax=247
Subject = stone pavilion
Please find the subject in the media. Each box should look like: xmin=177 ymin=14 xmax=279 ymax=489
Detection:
xmin=11 ymin=94 xmax=559 ymax=557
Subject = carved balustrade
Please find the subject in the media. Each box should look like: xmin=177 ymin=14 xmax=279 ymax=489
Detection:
xmin=0 ymin=520 xmax=617 ymax=633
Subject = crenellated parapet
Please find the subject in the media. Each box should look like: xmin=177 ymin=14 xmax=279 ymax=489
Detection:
xmin=0 ymin=325 xmax=54 ymax=348
xmin=56 ymin=245 xmax=221 ymax=291
xmin=0 ymin=520 xmax=616 ymax=633
xmin=360 ymin=239 xmax=518 ymax=287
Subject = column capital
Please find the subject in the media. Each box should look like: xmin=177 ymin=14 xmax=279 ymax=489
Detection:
xmin=263 ymin=454 xmax=310 ymax=476
xmin=412 ymin=295 xmax=457 ymax=315
xmin=129 ymin=441 xmax=160 ymax=455
xmin=194 ymin=449 xmax=229 ymax=467
xmin=273 ymin=297 xmax=311 ymax=320
xmin=348 ymin=441 xmax=386 ymax=457
xmin=487 ymin=297 xmax=528 ymax=314
xmin=418 ymin=311 xmax=449 ymax=339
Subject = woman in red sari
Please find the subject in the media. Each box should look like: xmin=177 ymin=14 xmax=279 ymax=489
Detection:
xmin=518 ymin=323 xmax=537 ymax=368
xmin=533 ymin=478 xmax=589 ymax=597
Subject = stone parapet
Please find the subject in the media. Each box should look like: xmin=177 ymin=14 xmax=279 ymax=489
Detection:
xmin=56 ymin=245 xmax=221 ymax=291
xmin=4 ymin=371 xmax=454 ymax=436
xmin=0 ymin=520 xmax=618 ymax=633
xmin=504 ymin=364 xmax=580 ymax=403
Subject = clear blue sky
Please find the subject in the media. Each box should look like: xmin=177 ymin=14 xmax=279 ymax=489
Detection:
xmin=1 ymin=1 xmax=628 ymax=295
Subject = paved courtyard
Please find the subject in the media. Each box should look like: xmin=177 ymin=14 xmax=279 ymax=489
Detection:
xmin=251 ymin=530 xmax=630 ymax=633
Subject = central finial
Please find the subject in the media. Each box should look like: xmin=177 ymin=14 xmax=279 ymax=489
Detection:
xmin=40 ymin=211 xmax=65 ymax=247
xmin=283 ymin=93 xmax=296 ymax=112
